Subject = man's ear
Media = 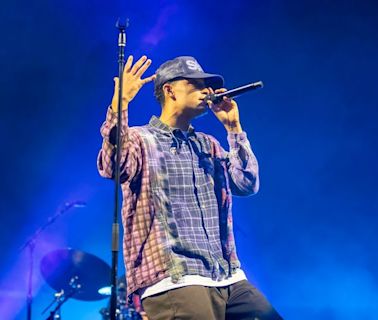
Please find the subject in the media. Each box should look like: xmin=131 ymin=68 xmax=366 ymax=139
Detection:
xmin=163 ymin=83 xmax=176 ymax=101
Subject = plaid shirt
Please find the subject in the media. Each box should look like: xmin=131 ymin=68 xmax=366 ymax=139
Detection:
xmin=97 ymin=107 xmax=259 ymax=298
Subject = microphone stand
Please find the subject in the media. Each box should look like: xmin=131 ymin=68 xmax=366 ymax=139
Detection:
xmin=110 ymin=18 xmax=129 ymax=320
xmin=19 ymin=201 xmax=86 ymax=320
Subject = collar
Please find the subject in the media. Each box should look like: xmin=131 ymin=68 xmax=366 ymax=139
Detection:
xmin=149 ymin=116 xmax=196 ymax=139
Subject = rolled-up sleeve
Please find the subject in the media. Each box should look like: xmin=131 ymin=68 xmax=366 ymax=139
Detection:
xmin=97 ymin=107 xmax=142 ymax=183
xmin=226 ymin=132 xmax=259 ymax=196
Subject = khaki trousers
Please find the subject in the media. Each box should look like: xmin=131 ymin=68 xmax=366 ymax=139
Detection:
xmin=142 ymin=280 xmax=283 ymax=320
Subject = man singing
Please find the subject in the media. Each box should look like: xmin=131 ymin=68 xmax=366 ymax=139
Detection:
xmin=98 ymin=55 xmax=282 ymax=320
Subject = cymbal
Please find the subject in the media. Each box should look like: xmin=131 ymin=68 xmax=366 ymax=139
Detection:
xmin=98 ymin=274 xmax=127 ymax=296
xmin=40 ymin=248 xmax=111 ymax=301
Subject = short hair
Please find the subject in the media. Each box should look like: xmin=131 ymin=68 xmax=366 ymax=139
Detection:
xmin=154 ymin=78 xmax=185 ymax=106
xmin=154 ymin=82 xmax=166 ymax=106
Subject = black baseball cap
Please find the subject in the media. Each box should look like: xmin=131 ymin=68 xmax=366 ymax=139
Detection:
xmin=154 ymin=56 xmax=224 ymax=93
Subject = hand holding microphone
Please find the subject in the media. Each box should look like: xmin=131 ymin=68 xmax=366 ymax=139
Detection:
xmin=205 ymin=81 xmax=263 ymax=133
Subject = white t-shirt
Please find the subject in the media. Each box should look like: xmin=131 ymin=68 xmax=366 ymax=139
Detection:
xmin=141 ymin=269 xmax=247 ymax=300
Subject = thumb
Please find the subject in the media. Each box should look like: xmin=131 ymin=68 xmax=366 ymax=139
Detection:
xmin=113 ymin=77 xmax=119 ymax=90
xmin=111 ymin=77 xmax=120 ymax=111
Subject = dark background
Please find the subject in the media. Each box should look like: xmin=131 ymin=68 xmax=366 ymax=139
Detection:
xmin=1 ymin=0 xmax=377 ymax=319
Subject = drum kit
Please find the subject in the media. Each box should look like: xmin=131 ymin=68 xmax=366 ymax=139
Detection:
xmin=39 ymin=248 xmax=141 ymax=320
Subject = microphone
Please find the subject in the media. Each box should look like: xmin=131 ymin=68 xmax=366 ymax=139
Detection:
xmin=204 ymin=81 xmax=264 ymax=104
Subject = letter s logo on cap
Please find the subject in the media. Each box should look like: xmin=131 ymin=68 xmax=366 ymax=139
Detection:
xmin=186 ymin=60 xmax=203 ymax=72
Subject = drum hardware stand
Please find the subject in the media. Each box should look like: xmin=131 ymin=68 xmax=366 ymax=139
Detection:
xmin=41 ymin=276 xmax=82 ymax=320
xmin=18 ymin=201 xmax=86 ymax=320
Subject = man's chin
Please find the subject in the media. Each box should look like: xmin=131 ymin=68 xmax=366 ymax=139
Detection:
xmin=197 ymin=101 xmax=208 ymax=110
xmin=194 ymin=106 xmax=209 ymax=119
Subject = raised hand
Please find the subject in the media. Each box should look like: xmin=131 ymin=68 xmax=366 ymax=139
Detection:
xmin=112 ymin=55 xmax=156 ymax=112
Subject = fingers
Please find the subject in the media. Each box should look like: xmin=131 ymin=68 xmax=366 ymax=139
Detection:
xmin=206 ymin=99 xmax=216 ymax=111
xmin=112 ymin=77 xmax=120 ymax=112
xmin=206 ymin=92 xmax=234 ymax=113
xmin=113 ymin=77 xmax=119 ymax=91
xmin=124 ymin=55 xmax=133 ymax=73
xmin=141 ymin=74 xmax=157 ymax=85
xmin=112 ymin=55 xmax=155 ymax=105
xmin=207 ymin=88 xmax=228 ymax=109
xmin=215 ymin=88 xmax=227 ymax=94
xmin=130 ymin=55 xmax=148 ymax=75
xmin=136 ymin=58 xmax=152 ymax=78
xmin=123 ymin=55 xmax=154 ymax=81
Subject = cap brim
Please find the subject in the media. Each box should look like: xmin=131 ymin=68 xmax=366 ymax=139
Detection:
xmin=183 ymin=72 xmax=224 ymax=89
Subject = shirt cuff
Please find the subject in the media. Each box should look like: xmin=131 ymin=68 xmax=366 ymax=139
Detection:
xmin=101 ymin=106 xmax=128 ymax=138
xmin=227 ymin=131 xmax=248 ymax=149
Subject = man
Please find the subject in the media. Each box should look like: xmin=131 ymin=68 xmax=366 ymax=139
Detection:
xmin=98 ymin=55 xmax=282 ymax=320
